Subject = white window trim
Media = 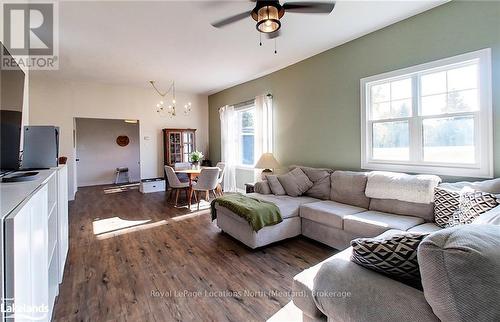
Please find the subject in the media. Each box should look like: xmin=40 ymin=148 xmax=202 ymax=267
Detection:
xmin=360 ymin=48 xmax=493 ymax=178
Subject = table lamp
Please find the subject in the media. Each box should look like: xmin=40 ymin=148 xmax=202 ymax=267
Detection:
xmin=255 ymin=153 xmax=280 ymax=180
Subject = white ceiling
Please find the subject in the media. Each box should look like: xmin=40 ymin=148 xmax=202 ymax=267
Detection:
xmin=43 ymin=0 xmax=446 ymax=94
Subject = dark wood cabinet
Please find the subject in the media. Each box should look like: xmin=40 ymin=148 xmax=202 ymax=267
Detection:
xmin=162 ymin=128 xmax=196 ymax=166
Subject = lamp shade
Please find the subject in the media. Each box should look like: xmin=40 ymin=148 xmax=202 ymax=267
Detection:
xmin=255 ymin=153 xmax=280 ymax=169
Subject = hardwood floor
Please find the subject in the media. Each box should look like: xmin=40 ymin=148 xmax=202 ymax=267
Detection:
xmin=53 ymin=185 xmax=336 ymax=322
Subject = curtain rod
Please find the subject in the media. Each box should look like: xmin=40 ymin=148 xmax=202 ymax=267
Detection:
xmin=233 ymin=99 xmax=256 ymax=109
xmin=218 ymin=93 xmax=273 ymax=111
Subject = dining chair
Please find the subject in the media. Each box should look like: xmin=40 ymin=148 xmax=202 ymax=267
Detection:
xmin=215 ymin=162 xmax=226 ymax=196
xmin=174 ymin=162 xmax=191 ymax=170
xmin=174 ymin=162 xmax=191 ymax=182
xmin=191 ymin=167 xmax=220 ymax=210
xmin=164 ymin=166 xmax=192 ymax=207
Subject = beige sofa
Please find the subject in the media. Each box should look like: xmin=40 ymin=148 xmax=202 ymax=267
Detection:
xmin=215 ymin=167 xmax=440 ymax=250
xmin=214 ymin=166 xmax=500 ymax=322
xmin=295 ymin=222 xmax=500 ymax=322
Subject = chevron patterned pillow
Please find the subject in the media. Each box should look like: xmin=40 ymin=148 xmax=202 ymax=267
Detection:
xmin=434 ymin=186 xmax=461 ymax=227
xmin=351 ymin=232 xmax=428 ymax=289
xmin=446 ymin=191 xmax=499 ymax=227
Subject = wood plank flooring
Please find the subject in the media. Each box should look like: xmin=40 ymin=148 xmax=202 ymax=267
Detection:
xmin=53 ymin=185 xmax=335 ymax=322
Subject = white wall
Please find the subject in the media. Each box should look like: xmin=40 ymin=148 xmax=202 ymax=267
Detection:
xmin=75 ymin=118 xmax=140 ymax=187
xmin=29 ymin=74 xmax=209 ymax=200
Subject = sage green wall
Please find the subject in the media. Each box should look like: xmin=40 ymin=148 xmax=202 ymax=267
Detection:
xmin=209 ymin=1 xmax=500 ymax=179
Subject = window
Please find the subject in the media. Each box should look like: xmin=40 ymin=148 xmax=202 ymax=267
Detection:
xmin=237 ymin=106 xmax=255 ymax=166
xmin=361 ymin=49 xmax=492 ymax=178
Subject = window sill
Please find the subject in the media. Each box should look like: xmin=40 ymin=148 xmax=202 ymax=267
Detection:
xmin=235 ymin=165 xmax=256 ymax=171
xmin=361 ymin=161 xmax=493 ymax=178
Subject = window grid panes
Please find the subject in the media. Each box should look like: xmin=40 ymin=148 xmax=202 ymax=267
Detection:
xmin=422 ymin=116 xmax=475 ymax=164
xmin=372 ymin=120 xmax=410 ymax=161
xmin=362 ymin=49 xmax=492 ymax=178
xmin=370 ymin=77 xmax=413 ymax=120
xmin=367 ymin=60 xmax=481 ymax=166
xmin=420 ymin=64 xmax=479 ymax=116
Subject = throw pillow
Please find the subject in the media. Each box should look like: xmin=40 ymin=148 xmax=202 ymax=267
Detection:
xmin=434 ymin=186 xmax=461 ymax=228
xmin=254 ymin=181 xmax=272 ymax=194
xmin=266 ymin=175 xmax=286 ymax=195
xmin=350 ymin=232 xmax=428 ymax=288
xmin=446 ymin=190 xmax=499 ymax=227
xmin=331 ymin=171 xmax=370 ymax=208
xmin=277 ymin=168 xmax=313 ymax=197
xmin=290 ymin=165 xmax=332 ymax=200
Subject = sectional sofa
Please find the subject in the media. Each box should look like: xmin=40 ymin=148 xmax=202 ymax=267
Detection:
xmin=215 ymin=167 xmax=441 ymax=250
xmin=214 ymin=166 xmax=500 ymax=322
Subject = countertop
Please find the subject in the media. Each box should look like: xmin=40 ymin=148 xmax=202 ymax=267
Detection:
xmin=0 ymin=169 xmax=58 ymax=219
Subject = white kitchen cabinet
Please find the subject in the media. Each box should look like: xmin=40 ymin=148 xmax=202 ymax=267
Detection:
xmin=4 ymin=200 xmax=31 ymax=322
xmin=5 ymin=184 xmax=49 ymax=322
xmin=1 ymin=166 xmax=69 ymax=322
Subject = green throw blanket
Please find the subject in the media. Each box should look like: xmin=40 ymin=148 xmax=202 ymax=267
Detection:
xmin=211 ymin=193 xmax=282 ymax=232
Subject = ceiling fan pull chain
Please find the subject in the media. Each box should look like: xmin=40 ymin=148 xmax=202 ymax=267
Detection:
xmin=259 ymin=32 xmax=262 ymax=46
xmin=274 ymin=38 xmax=277 ymax=54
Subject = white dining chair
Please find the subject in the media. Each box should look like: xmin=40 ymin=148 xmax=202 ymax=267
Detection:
xmin=174 ymin=162 xmax=191 ymax=182
xmin=164 ymin=166 xmax=192 ymax=207
xmin=174 ymin=162 xmax=191 ymax=170
xmin=215 ymin=162 xmax=226 ymax=196
xmin=191 ymin=167 xmax=220 ymax=210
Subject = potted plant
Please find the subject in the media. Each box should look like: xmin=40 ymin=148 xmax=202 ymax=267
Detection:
xmin=189 ymin=151 xmax=204 ymax=170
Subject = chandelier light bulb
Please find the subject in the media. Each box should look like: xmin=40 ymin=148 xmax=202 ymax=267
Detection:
xmin=151 ymin=81 xmax=192 ymax=117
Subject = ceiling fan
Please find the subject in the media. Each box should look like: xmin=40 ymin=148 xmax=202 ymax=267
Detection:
xmin=211 ymin=1 xmax=336 ymax=39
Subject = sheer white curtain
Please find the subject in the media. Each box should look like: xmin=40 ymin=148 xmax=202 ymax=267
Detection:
xmin=219 ymin=105 xmax=238 ymax=192
xmin=255 ymin=94 xmax=274 ymax=155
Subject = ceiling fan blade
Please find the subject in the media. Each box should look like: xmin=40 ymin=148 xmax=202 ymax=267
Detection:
xmin=283 ymin=2 xmax=335 ymax=14
xmin=267 ymin=30 xmax=281 ymax=39
xmin=211 ymin=10 xmax=252 ymax=28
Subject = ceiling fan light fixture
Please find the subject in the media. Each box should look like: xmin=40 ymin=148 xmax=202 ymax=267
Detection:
xmin=254 ymin=4 xmax=283 ymax=33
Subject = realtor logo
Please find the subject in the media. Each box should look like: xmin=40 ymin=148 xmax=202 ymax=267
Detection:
xmin=1 ymin=1 xmax=58 ymax=69
xmin=1 ymin=297 xmax=49 ymax=321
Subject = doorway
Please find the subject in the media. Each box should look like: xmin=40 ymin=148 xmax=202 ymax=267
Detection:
xmin=75 ymin=118 xmax=140 ymax=187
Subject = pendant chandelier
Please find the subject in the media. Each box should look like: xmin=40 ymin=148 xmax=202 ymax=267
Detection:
xmin=150 ymin=80 xmax=192 ymax=117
